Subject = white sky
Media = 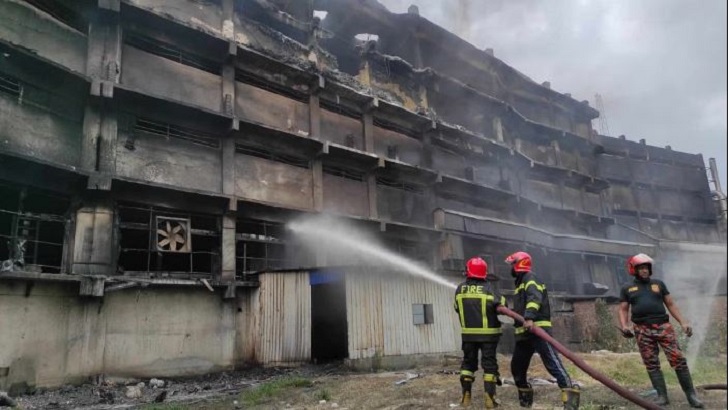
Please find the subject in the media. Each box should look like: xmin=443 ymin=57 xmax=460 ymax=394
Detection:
xmin=378 ymin=0 xmax=727 ymax=193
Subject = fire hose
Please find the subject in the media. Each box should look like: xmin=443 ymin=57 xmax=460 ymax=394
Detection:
xmin=496 ymin=305 xmax=662 ymax=410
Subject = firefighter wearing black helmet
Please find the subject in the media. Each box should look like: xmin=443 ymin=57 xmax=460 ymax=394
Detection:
xmin=454 ymin=256 xmax=505 ymax=408
xmin=505 ymin=251 xmax=579 ymax=410
xmin=618 ymin=253 xmax=704 ymax=408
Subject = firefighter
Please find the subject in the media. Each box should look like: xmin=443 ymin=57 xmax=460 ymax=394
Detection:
xmin=618 ymin=253 xmax=704 ymax=408
xmin=505 ymin=251 xmax=580 ymax=410
xmin=454 ymin=256 xmax=506 ymax=408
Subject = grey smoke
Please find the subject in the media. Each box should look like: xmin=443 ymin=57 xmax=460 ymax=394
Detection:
xmin=379 ymin=0 xmax=727 ymax=192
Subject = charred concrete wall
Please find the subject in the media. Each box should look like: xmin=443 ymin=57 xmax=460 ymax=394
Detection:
xmin=0 ymin=281 xmax=255 ymax=391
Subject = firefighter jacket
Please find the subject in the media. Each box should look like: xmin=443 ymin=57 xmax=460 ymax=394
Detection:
xmin=454 ymin=278 xmax=506 ymax=342
xmin=513 ymin=272 xmax=552 ymax=339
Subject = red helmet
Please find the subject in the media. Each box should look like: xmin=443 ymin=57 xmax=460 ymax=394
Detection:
xmin=505 ymin=251 xmax=532 ymax=273
xmin=466 ymin=257 xmax=487 ymax=280
xmin=627 ymin=253 xmax=653 ymax=276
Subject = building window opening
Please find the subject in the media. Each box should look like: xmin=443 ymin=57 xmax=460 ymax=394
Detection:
xmin=236 ymin=218 xmax=286 ymax=276
xmin=117 ymin=203 xmax=220 ymax=277
xmin=0 ymin=183 xmax=68 ymax=273
xmin=22 ymin=0 xmax=90 ymax=34
xmin=413 ymin=303 xmax=434 ymax=325
xmin=124 ymin=32 xmax=222 ymax=75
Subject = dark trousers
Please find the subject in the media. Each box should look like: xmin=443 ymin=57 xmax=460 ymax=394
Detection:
xmin=461 ymin=340 xmax=499 ymax=376
xmin=511 ymin=331 xmax=572 ymax=388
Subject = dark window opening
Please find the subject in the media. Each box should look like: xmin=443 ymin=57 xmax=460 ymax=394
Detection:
xmin=322 ymin=165 xmax=364 ymax=182
xmin=236 ymin=218 xmax=286 ymax=276
xmin=234 ymin=70 xmax=308 ymax=102
xmin=0 ymin=74 xmax=22 ymax=100
xmin=376 ymin=177 xmax=425 ymax=194
xmin=117 ymin=203 xmax=220 ymax=277
xmin=124 ymin=32 xmax=222 ymax=75
xmin=0 ymin=183 xmax=68 ymax=274
xmin=387 ymin=145 xmax=399 ymax=160
xmin=319 ymin=101 xmax=361 ymax=121
xmin=22 ymin=0 xmax=89 ymax=33
xmin=373 ymin=117 xmax=421 ymax=140
xmin=236 ymin=145 xmax=310 ymax=169
xmin=134 ymin=117 xmax=220 ymax=148
xmin=0 ymin=67 xmax=82 ymax=121
xmin=412 ymin=303 xmax=434 ymax=325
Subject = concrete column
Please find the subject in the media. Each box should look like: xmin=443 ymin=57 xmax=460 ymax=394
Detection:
xmin=362 ymin=112 xmax=375 ymax=153
xmin=312 ymin=159 xmax=323 ymax=212
xmin=367 ymin=173 xmax=378 ymax=219
xmin=310 ymin=77 xmax=324 ymax=211
xmin=82 ymin=3 xmax=122 ymax=190
xmin=71 ymin=196 xmax=117 ymax=276
xmin=220 ymin=214 xmax=236 ymax=282
xmin=492 ymin=117 xmax=504 ymax=142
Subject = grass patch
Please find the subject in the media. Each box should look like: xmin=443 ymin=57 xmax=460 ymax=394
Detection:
xmin=564 ymin=352 xmax=727 ymax=388
xmin=239 ymin=376 xmax=313 ymax=406
xmin=142 ymin=405 xmax=187 ymax=410
xmin=314 ymin=389 xmax=331 ymax=401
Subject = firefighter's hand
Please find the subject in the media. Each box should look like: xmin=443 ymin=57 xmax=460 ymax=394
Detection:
xmin=523 ymin=319 xmax=534 ymax=330
xmin=620 ymin=326 xmax=634 ymax=338
xmin=682 ymin=324 xmax=693 ymax=337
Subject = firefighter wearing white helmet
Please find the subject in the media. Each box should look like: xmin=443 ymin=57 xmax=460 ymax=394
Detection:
xmin=618 ymin=253 xmax=704 ymax=408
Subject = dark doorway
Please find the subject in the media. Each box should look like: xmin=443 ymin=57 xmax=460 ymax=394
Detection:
xmin=310 ymin=271 xmax=348 ymax=363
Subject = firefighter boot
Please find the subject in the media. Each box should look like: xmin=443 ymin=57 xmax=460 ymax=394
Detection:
xmin=460 ymin=374 xmax=474 ymax=407
xmin=647 ymin=370 xmax=670 ymax=406
xmin=561 ymin=386 xmax=580 ymax=410
xmin=517 ymin=384 xmax=533 ymax=408
xmin=675 ymin=368 xmax=704 ymax=408
xmin=483 ymin=374 xmax=499 ymax=408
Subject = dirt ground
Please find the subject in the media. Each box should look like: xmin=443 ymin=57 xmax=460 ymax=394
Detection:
xmin=7 ymin=353 xmax=727 ymax=410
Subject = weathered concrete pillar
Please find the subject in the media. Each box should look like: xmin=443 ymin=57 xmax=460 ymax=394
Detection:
xmin=82 ymin=2 xmax=122 ymax=190
xmin=492 ymin=117 xmax=504 ymax=142
xmin=220 ymin=213 xmax=236 ymax=283
xmin=71 ymin=196 xmax=117 ymax=276
xmin=310 ymin=76 xmax=324 ymax=211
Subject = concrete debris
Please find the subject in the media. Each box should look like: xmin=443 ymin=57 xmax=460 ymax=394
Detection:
xmin=124 ymin=385 xmax=143 ymax=399
xmin=10 ymin=365 xmax=333 ymax=409
xmin=149 ymin=378 xmax=165 ymax=388
xmin=394 ymin=372 xmax=419 ymax=385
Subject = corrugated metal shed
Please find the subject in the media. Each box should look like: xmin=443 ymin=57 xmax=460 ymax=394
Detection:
xmin=255 ymin=272 xmax=311 ymax=365
xmin=346 ymin=270 xmax=460 ymax=359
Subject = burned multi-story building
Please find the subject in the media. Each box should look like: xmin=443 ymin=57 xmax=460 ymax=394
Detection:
xmin=0 ymin=0 xmax=725 ymax=389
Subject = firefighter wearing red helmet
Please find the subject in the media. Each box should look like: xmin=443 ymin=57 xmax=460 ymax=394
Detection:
xmin=505 ymin=251 xmax=579 ymax=410
xmin=454 ymin=256 xmax=506 ymax=408
xmin=618 ymin=253 xmax=704 ymax=408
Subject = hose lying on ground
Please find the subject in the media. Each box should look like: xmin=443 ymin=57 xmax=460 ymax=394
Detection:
xmin=496 ymin=305 xmax=662 ymax=410
xmin=697 ymin=384 xmax=727 ymax=390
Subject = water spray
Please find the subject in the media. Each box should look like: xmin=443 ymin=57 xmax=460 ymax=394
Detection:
xmin=288 ymin=217 xmax=457 ymax=290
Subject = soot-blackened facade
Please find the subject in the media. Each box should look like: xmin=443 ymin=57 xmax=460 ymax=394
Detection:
xmin=0 ymin=0 xmax=725 ymax=385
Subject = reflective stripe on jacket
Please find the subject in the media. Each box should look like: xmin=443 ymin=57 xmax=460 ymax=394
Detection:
xmin=454 ymin=279 xmax=505 ymax=342
xmin=513 ymin=272 xmax=552 ymax=337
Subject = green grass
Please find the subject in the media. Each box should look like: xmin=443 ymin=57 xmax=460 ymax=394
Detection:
xmin=314 ymin=388 xmax=331 ymax=401
xmin=239 ymin=376 xmax=313 ymax=406
xmin=564 ymin=352 xmax=727 ymax=388
xmin=142 ymin=405 xmax=187 ymax=410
